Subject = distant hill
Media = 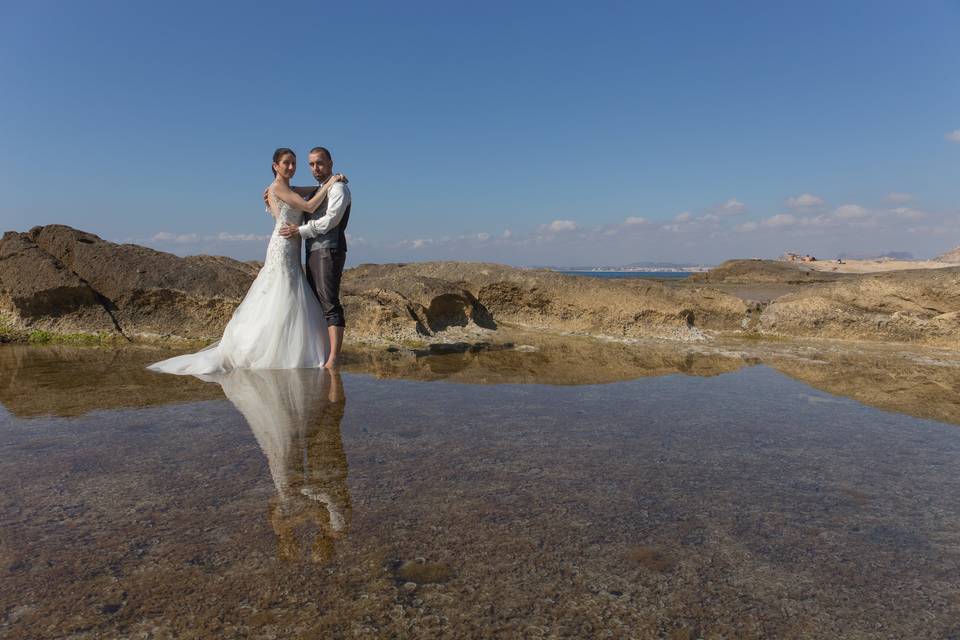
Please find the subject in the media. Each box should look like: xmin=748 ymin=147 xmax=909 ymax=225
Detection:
xmin=546 ymin=261 xmax=709 ymax=271
xmin=837 ymin=251 xmax=915 ymax=261
xmin=935 ymin=247 xmax=960 ymax=264
xmin=620 ymin=261 xmax=706 ymax=269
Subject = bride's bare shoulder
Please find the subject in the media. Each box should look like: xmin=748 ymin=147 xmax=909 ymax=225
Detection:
xmin=271 ymin=183 xmax=300 ymax=207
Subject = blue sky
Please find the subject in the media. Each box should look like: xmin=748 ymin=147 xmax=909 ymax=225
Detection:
xmin=2 ymin=1 xmax=958 ymax=265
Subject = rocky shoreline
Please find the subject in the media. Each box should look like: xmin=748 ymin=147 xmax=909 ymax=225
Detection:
xmin=1 ymin=226 xmax=958 ymax=350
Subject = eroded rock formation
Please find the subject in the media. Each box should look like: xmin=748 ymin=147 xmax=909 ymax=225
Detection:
xmin=342 ymin=262 xmax=747 ymax=342
xmin=758 ymin=267 xmax=960 ymax=348
xmin=687 ymin=259 xmax=847 ymax=284
xmin=3 ymin=226 xmax=959 ymax=349
xmin=0 ymin=225 xmax=258 ymax=340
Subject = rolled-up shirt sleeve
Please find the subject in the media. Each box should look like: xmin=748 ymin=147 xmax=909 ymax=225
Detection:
xmin=299 ymin=184 xmax=349 ymax=239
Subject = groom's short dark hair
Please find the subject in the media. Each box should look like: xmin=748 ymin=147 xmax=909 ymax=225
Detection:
xmin=309 ymin=146 xmax=332 ymax=162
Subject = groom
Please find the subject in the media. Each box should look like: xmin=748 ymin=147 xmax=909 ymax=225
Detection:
xmin=278 ymin=146 xmax=352 ymax=369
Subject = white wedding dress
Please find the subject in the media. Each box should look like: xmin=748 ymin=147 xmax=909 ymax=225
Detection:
xmin=148 ymin=195 xmax=328 ymax=375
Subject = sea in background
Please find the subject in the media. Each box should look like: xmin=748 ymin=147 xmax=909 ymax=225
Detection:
xmin=556 ymin=270 xmax=694 ymax=279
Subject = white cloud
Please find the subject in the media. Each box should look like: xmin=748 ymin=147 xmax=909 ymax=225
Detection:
xmin=717 ymin=198 xmax=746 ymax=215
xmin=151 ymin=232 xmax=200 ymax=244
xmin=834 ymin=204 xmax=868 ymax=219
xmin=891 ymin=207 xmax=927 ymax=220
xmin=946 ymin=130 xmax=960 ymax=143
xmin=763 ymin=213 xmax=797 ymax=227
xmin=735 ymin=221 xmax=758 ymax=232
xmin=541 ymin=219 xmax=578 ymax=233
xmin=476 ymin=232 xmax=490 ymax=241
xmin=883 ymin=192 xmax=912 ymax=204
xmin=799 ymin=214 xmax=833 ymax=227
xmin=215 ymin=232 xmax=270 ymax=242
xmin=624 ymin=216 xmax=647 ymax=226
xmin=344 ymin=232 xmax=368 ymax=246
xmin=674 ymin=211 xmax=692 ymax=222
xmin=152 ymin=231 xmax=267 ymax=244
xmin=502 ymin=229 xmax=512 ymax=238
xmin=786 ymin=193 xmax=825 ymax=209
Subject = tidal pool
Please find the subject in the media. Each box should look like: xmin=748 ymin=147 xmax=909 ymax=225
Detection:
xmin=1 ymin=343 xmax=959 ymax=638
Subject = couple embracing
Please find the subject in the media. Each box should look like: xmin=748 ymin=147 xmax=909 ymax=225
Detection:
xmin=150 ymin=146 xmax=351 ymax=375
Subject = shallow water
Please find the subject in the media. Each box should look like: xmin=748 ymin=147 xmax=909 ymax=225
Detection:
xmin=2 ymin=343 xmax=960 ymax=638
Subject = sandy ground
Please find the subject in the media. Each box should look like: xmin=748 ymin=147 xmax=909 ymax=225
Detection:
xmin=803 ymin=258 xmax=955 ymax=273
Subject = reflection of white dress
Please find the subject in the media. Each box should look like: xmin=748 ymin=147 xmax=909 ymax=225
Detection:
xmin=149 ymin=197 xmax=328 ymax=375
xmin=211 ymin=368 xmax=350 ymax=542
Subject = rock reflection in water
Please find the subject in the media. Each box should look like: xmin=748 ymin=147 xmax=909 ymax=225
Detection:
xmin=762 ymin=348 xmax=960 ymax=427
xmin=343 ymin=334 xmax=750 ymax=385
xmin=0 ymin=345 xmax=223 ymax=417
xmin=2 ymin=337 xmax=960 ymax=430
xmin=207 ymin=368 xmax=351 ymax=563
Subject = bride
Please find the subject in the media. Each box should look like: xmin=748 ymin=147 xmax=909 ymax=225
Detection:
xmin=149 ymin=148 xmax=347 ymax=375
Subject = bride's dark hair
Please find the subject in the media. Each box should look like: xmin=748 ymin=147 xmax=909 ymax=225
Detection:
xmin=271 ymin=147 xmax=296 ymax=176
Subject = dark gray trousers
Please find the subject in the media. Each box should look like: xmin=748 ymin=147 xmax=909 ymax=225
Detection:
xmin=305 ymin=248 xmax=347 ymax=327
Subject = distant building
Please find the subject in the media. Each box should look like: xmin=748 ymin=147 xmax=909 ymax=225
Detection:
xmin=781 ymin=252 xmax=816 ymax=262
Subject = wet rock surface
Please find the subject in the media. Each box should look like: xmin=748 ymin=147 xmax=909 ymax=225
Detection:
xmin=0 ymin=345 xmax=223 ymax=417
xmin=4 ymin=336 xmax=960 ymax=426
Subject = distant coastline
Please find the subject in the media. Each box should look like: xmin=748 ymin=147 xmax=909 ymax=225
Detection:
xmin=554 ymin=270 xmax=694 ymax=279
xmin=551 ymin=264 xmax=712 ymax=278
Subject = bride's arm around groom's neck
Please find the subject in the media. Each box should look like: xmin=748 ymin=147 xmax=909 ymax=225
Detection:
xmin=290 ymin=185 xmax=316 ymax=198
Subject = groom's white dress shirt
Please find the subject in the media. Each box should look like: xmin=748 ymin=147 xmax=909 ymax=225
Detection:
xmin=299 ymin=181 xmax=351 ymax=241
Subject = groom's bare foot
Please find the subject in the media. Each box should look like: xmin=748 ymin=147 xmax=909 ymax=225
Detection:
xmin=323 ymin=357 xmax=340 ymax=370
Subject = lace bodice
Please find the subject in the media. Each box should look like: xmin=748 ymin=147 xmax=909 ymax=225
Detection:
xmin=264 ymin=193 xmax=304 ymax=274
xmin=272 ymin=194 xmax=304 ymax=226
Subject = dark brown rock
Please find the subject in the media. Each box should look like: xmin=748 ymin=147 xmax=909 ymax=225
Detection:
xmin=0 ymin=230 xmax=118 ymax=334
xmin=0 ymin=225 xmax=258 ymax=340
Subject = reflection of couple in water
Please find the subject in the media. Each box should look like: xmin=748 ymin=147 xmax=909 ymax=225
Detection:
xmin=209 ymin=368 xmax=350 ymax=563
